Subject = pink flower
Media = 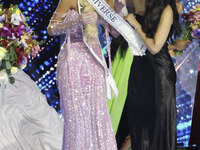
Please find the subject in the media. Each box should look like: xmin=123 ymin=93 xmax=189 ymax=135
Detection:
xmin=31 ymin=45 xmax=41 ymax=58
xmin=193 ymin=4 xmax=200 ymax=9
xmin=196 ymin=4 xmax=200 ymax=8
xmin=194 ymin=11 xmax=200 ymax=21
xmin=189 ymin=9 xmax=195 ymax=14
xmin=188 ymin=11 xmax=195 ymax=22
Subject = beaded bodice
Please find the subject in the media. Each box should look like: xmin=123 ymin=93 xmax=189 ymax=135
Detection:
xmin=64 ymin=9 xmax=84 ymax=43
xmin=62 ymin=9 xmax=104 ymax=59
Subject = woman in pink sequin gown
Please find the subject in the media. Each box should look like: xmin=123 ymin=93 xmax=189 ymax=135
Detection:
xmin=47 ymin=0 xmax=120 ymax=149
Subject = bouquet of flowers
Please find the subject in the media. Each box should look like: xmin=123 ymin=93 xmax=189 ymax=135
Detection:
xmin=174 ymin=4 xmax=200 ymax=56
xmin=181 ymin=4 xmax=200 ymax=40
xmin=0 ymin=4 xmax=42 ymax=84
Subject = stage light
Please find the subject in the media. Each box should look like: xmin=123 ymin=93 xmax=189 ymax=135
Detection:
xmin=28 ymin=7 xmax=32 ymax=11
xmin=43 ymin=35 xmax=47 ymax=40
xmin=39 ymin=65 xmax=44 ymax=70
xmin=26 ymin=2 xmax=31 ymax=6
xmin=19 ymin=3 xmax=24 ymax=8
xmin=36 ymin=69 xmax=40 ymax=74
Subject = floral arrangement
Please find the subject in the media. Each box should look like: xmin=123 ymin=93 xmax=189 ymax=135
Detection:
xmin=181 ymin=4 xmax=200 ymax=40
xmin=174 ymin=4 xmax=200 ymax=56
xmin=0 ymin=4 xmax=42 ymax=84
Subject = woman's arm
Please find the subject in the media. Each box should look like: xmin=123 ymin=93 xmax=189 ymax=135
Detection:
xmin=125 ymin=5 xmax=173 ymax=54
xmin=47 ymin=0 xmax=98 ymax=36
xmin=47 ymin=0 xmax=77 ymax=36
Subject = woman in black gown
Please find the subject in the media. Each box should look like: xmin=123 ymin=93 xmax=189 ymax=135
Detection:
xmin=123 ymin=0 xmax=182 ymax=149
xmin=112 ymin=14 xmax=155 ymax=150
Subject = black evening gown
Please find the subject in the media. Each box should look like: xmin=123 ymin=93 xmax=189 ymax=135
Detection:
xmin=125 ymin=43 xmax=177 ymax=150
xmin=115 ymin=14 xmax=177 ymax=150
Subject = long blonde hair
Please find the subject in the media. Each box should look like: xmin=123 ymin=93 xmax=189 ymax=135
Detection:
xmin=79 ymin=0 xmax=98 ymax=39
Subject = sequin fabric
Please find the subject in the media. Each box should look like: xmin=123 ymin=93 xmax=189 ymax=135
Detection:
xmin=56 ymin=9 xmax=117 ymax=150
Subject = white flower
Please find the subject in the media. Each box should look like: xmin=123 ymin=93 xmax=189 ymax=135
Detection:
xmin=11 ymin=67 xmax=18 ymax=74
xmin=0 ymin=23 xmax=3 ymax=28
xmin=20 ymin=64 xmax=27 ymax=69
xmin=11 ymin=13 xmax=23 ymax=25
xmin=20 ymin=39 xmax=28 ymax=49
xmin=0 ymin=47 xmax=7 ymax=61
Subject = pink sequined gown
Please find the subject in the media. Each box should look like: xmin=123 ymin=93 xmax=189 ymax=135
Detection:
xmin=56 ymin=9 xmax=117 ymax=150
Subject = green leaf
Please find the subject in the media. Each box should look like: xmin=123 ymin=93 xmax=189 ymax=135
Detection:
xmin=5 ymin=61 xmax=11 ymax=69
xmin=12 ymin=5 xmax=18 ymax=14
xmin=9 ymin=47 xmax=17 ymax=63
xmin=6 ymin=69 xmax=11 ymax=76
xmin=13 ymin=41 xmax=19 ymax=47
xmin=1 ymin=60 xmax=6 ymax=69
xmin=9 ymin=76 xmax=15 ymax=84
xmin=174 ymin=50 xmax=183 ymax=57
xmin=182 ymin=23 xmax=192 ymax=41
xmin=4 ymin=53 xmax=9 ymax=60
xmin=183 ymin=30 xmax=190 ymax=40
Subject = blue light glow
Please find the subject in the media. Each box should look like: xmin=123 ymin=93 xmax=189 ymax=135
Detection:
xmin=39 ymin=65 xmax=44 ymax=70
xmin=44 ymin=60 xmax=51 ymax=66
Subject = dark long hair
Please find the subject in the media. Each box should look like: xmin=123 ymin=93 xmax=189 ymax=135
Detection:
xmin=111 ymin=35 xmax=128 ymax=60
xmin=111 ymin=0 xmax=182 ymax=59
xmin=143 ymin=0 xmax=181 ymax=40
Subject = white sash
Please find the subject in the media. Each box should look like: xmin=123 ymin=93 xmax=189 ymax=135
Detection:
xmin=86 ymin=0 xmax=147 ymax=56
xmin=84 ymin=41 xmax=118 ymax=100
xmin=78 ymin=1 xmax=118 ymax=100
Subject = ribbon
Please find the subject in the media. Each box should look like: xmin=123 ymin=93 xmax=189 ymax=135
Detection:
xmin=78 ymin=1 xmax=118 ymax=99
xmin=83 ymin=39 xmax=119 ymax=100
xmin=86 ymin=0 xmax=146 ymax=56
xmin=0 ymin=70 xmax=8 ymax=108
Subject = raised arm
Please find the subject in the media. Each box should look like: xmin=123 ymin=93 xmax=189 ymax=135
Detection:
xmin=125 ymin=5 xmax=173 ymax=54
xmin=47 ymin=0 xmax=77 ymax=36
xmin=47 ymin=0 xmax=98 ymax=36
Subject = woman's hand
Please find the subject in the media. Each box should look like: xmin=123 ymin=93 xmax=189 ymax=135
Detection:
xmin=124 ymin=13 xmax=140 ymax=29
xmin=171 ymin=39 xmax=190 ymax=51
xmin=115 ymin=0 xmax=126 ymax=14
xmin=81 ymin=12 xmax=98 ymax=25
xmin=124 ymin=13 xmax=134 ymax=22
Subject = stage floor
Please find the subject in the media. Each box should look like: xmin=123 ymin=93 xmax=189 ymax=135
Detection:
xmin=177 ymin=146 xmax=200 ymax=150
